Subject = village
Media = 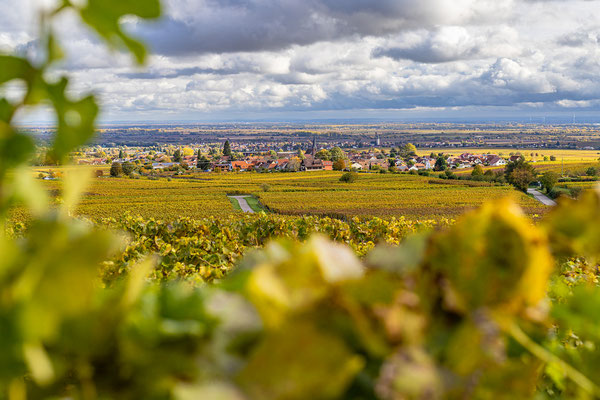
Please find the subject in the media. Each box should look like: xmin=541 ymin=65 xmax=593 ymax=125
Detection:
xmin=72 ymin=136 xmax=545 ymax=175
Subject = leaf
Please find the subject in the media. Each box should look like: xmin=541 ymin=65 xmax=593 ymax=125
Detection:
xmin=366 ymin=232 xmax=429 ymax=275
xmin=0 ymin=56 xmax=33 ymax=84
xmin=9 ymin=167 xmax=49 ymax=217
xmin=237 ymin=322 xmax=364 ymax=400
xmin=60 ymin=165 xmax=92 ymax=217
xmin=543 ymin=189 xmax=600 ymax=258
xmin=425 ymin=199 xmax=553 ymax=313
xmin=45 ymin=77 xmax=99 ymax=162
xmin=0 ymin=132 xmax=35 ymax=174
xmin=77 ymin=0 xmax=161 ymax=64
xmin=174 ymin=382 xmax=246 ymax=400
xmin=22 ymin=342 xmax=54 ymax=385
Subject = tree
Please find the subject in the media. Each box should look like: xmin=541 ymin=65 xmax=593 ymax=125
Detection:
xmin=471 ymin=164 xmax=484 ymax=176
xmin=110 ymin=162 xmax=123 ymax=177
xmin=401 ymin=143 xmax=417 ymax=157
xmin=540 ymin=171 xmax=558 ymax=192
xmin=504 ymin=157 xmax=536 ymax=191
xmin=510 ymin=167 xmax=536 ymax=191
xmin=330 ymin=147 xmax=346 ymax=162
xmin=183 ymin=147 xmax=194 ymax=156
xmin=434 ymin=156 xmax=447 ymax=171
xmin=550 ymin=155 xmax=557 ymax=161
xmin=122 ymin=161 xmax=134 ymax=176
xmin=197 ymin=154 xmax=211 ymax=170
xmin=173 ymin=149 xmax=182 ymax=162
xmin=315 ymin=149 xmax=331 ymax=160
xmin=297 ymin=149 xmax=305 ymax=160
xmin=333 ymin=159 xmax=346 ymax=171
xmin=339 ymin=172 xmax=358 ymax=183
xmin=118 ymin=149 xmax=124 ymax=159
xmin=269 ymin=150 xmax=277 ymax=158
xmin=586 ymin=166 xmax=597 ymax=177
xmin=223 ymin=140 xmax=232 ymax=157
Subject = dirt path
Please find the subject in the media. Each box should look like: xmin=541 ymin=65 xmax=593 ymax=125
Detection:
xmin=527 ymin=188 xmax=557 ymax=206
xmin=229 ymin=195 xmax=255 ymax=213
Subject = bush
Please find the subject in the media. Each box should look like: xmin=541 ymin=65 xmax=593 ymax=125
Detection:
xmin=339 ymin=172 xmax=358 ymax=183
xmin=110 ymin=162 xmax=123 ymax=177
xmin=261 ymin=183 xmax=271 ymax=192
xmin=122 ymin=161 xmax=134 ymax=176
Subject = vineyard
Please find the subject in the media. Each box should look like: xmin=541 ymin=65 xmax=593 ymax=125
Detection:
xmin=93 ymin=212 xmax=445 ymax=283
xmin=13 ymin=169 xmax=547 ymax=221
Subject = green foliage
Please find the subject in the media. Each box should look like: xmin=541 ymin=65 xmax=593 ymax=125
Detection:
xmin=434 ymin=156 xmax=447 ymax=171
xmin=223 ymin=140 xmax=232 ymax=157
xmin=471 ymin=164 xmax=484 ymax=176
xmin=339 ymin=171 xmax=358 ymax=183
xmin=77 ymin=0 xmax=161 ymax=64
xmin=586 ymin=166 xmax=597 ymax=177
xmin=196 ymin=154 xmax=211 ymax=170
xmin=505 ymin=158 xmax=536 ymax=191
xmin=98 ymin=212 xmax=442 ymax=283
xmin=110 ymin=162 xmax=123 ymax=177
xmin=173 ymin=149 xmax=182 ymax=163
xmin=540 ymin=171 xmax=559 ymax=192
xmin=315 ymin=149 xmax=331 ymax=160
xmin=122 ymin=161 xmax=134 ymax=176
xmin=330 ymin=146 xmax=346 ymax=162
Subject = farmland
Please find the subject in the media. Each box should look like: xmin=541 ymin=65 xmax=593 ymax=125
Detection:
xmin=14 ymin=167 xmax=546 ymax=222
xmin=426 ymin=147 xmax=600 ymax=161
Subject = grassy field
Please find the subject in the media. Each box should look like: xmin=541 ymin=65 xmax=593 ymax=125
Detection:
xmin=11 ymin=167 xmax=547 ymax=222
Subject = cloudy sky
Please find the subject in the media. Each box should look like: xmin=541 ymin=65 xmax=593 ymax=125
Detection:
xmin=1 ymin=0 xmax=600 ymax=121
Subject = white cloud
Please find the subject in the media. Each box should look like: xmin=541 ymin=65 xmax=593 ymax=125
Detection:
xmin=2 ymin=0 xmax=600 ymax=120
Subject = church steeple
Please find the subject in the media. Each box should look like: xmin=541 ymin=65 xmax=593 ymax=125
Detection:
xmin=311 ymin=136 xmax=316 ymax=157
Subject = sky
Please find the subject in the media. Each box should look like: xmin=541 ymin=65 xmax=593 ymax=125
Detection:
xmin=1 ymin=0 xmax=600 ymax=122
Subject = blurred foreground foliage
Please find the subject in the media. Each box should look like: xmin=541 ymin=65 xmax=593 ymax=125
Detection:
xmin=4 ymin=1 xmax=600 ymax=399
xmin=4 ymin=190 xmax=600 ymax=399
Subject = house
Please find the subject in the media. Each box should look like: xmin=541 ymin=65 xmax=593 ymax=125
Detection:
xmin=212 ymin=162 xmax=233 ymax=171
xmin=231 ymin=161 xmax=251 ymax=171
xmin=301 ymin=156 xmax=330 ymax=171
xmin=485 ymin=155 xmax=506 ymax=166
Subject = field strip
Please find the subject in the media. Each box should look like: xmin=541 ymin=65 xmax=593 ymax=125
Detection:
xmin=526 ymin=188 xmax=557 ymax=206
xmin=228 ymin=195 xmax=255 ymax=213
